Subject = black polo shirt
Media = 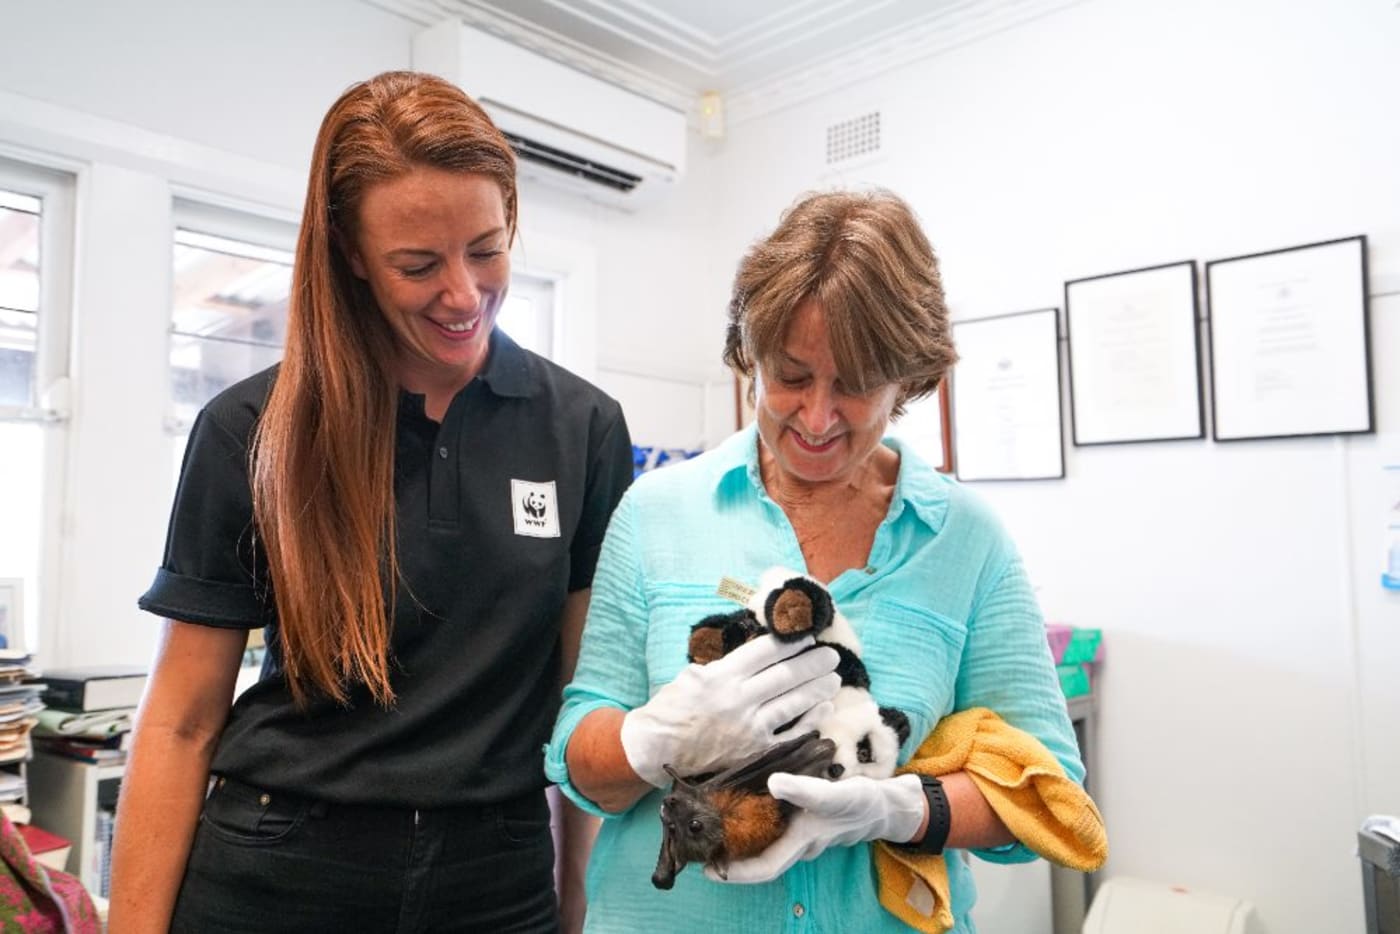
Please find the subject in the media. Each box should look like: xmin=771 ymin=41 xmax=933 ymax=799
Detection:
xmin=139 ymin=330 xmax=633 ymax=808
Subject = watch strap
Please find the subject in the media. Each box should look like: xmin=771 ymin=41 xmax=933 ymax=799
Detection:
xmin=896 ymin=774 xmax=950 ymax=855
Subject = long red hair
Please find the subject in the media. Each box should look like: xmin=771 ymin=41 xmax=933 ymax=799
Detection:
xmin=251 ymin=71 xmax=517 ymax=707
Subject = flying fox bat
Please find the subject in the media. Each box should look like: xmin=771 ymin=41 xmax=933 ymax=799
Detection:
xmin=651 ymin=730 xmax=836 ymax=890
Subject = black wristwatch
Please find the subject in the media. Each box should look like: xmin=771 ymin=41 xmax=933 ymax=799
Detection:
xmin=896 ymin=775 xmax=950 ymax=856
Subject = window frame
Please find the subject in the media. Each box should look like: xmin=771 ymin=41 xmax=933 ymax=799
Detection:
xmin=165 ymin=196 xmax=297 ymax=435
xmin=0 ymin=155 xmax=75 ymax=423
xmin=0 ymin=154 xmax=76 ymax=655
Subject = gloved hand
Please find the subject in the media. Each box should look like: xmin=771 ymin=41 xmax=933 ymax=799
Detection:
xmin=620 ymin=634 xmax=841 ymax=787
xmin=707 ymin=772 xmax=927 ymax=883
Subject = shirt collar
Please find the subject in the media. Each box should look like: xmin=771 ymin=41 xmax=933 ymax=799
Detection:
xmin=710 ymin=423 xmax=760 ymax=496
xmin=477 ymin=327 xmax=535 ymax=399
xmin=881 ymin=435 xmax=950 ymax=533
xmin=710 ymin=424 xmax=949 ymax=533
xmin=396 ymin=328 xmax=535 ymax=419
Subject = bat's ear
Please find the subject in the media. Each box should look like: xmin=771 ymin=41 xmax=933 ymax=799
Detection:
xmin=652 ymin=823 xmax=682 ymax=890
xmin=663 ymin=763 xmax=690 ymax=788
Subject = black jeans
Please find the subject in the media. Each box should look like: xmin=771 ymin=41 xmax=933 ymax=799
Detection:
xmin=169 ymin=775 xmax=559 ymax=933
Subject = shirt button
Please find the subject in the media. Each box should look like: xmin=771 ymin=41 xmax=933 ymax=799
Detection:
xmin=438 ymin=446 xmax=449 ymax=459
xmin=259 ymin=793 xmax=271 ymax=806
xmin=792 ymin=903 xmax=805 ymax=918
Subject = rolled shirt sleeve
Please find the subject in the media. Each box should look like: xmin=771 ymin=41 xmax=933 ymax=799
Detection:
xmin=138 ymin=405 xmax=267 ymax=629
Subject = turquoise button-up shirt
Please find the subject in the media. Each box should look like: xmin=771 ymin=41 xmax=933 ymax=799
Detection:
xmin=546 ymin=425 xmax=1083 ymax=933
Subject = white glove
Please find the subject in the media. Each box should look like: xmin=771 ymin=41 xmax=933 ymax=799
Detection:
xmin=620 ymin=634 xmax=841 ymax=787
xmin=708 ymin=772 xmax=927 ymax=884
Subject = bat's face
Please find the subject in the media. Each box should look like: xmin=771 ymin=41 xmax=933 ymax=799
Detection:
xmin=651 ymin=732 xmax=835 ymax=890
xmin=652 ymin=781 xmax=726 ymax=889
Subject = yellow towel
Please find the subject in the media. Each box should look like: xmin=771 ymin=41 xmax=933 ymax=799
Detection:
xmin=874 ymin=707 xmax=1108 ymax=933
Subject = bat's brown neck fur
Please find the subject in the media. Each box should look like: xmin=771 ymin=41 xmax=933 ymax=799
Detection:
xmin=711 ymin=789 xmax=786 ymax=859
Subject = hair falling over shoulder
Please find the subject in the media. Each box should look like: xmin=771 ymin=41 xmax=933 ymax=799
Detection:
xmin=250 ymin=72 xmax=517 ymax=708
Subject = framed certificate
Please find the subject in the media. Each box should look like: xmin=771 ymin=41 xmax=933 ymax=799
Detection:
xmin=950 ymin=308 xmax=1065 ymax=481
xmin=887 ymin=383 xmax=953 ymax=474
xmin=1206 ymin=236 xmax=1372 ymax=441
xmin=1064 ymin=261 xmax=1204 ymax=445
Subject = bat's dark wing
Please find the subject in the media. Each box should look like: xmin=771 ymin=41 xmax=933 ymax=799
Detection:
xmin=701 ymin=730 xmax=835 ymax=795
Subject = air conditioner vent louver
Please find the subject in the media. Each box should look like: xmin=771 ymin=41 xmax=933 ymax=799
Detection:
xmin=504 ymin=132 xmax=642 ymax=193
xmin=412 ymin=20 xmax=686 ymax=210
xmin=826 ymin=111 xmax=881 ymax=165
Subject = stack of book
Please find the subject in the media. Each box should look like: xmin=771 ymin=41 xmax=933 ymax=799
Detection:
xmin=31 ymin=666 xmax=147 ymax=765
xmin=0 ymin=649 xmax=44 ymax=812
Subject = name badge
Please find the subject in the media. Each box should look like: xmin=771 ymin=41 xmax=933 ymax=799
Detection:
xmin=511 ymin=479 xmax=561 ymax=538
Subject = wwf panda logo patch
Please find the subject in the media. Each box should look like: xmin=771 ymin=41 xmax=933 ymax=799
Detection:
xmin=510 ymin=479 xmax=560 ymax=538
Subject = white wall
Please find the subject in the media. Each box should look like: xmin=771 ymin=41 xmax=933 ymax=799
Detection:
xmin=0 ymin=0 xmax=416 ymax=172
xmin=701 ymin=1 xmax=1400 ymax=931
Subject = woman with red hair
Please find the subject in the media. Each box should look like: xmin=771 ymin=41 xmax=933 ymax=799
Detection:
xmin=110 ymin=71 xmax=633 ymax=932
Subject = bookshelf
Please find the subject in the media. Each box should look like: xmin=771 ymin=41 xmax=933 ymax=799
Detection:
xmin=27 ymin=751 xmax=124 ymax=895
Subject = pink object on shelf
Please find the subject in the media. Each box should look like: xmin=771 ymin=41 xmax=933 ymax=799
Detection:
xmin=1045 ymin=623 xmax=1103 ymax=665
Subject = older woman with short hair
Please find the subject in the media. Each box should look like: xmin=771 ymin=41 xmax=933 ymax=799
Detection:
xmin=547 ymin=189 xmax=1083 ymax=933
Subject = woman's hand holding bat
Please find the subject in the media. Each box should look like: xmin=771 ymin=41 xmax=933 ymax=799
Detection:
xmin=708 ymin=772 xmax=927 ymax=883
xmin=620 ymin=634 xmax=841 ymax=787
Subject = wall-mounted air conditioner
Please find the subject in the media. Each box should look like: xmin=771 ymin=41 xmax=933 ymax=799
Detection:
xmin=412 ymin=20 xmax=686 ymax=210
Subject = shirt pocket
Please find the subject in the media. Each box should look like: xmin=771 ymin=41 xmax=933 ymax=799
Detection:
xmin=644 ymin=581 xmax=739 ymax=693
xmin=860 ymin=596 xmax=969 ymax=751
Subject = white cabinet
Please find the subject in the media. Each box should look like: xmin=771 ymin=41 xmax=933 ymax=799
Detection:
xmin=27 ymin=751 xmax=124 ymax=895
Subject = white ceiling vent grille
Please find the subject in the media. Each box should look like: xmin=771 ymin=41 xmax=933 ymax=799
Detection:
xmin=826 ymin=111 xmax=882 ymax=165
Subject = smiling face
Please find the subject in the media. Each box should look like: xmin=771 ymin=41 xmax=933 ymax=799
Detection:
xmin=346 ymin=166 xmax=510 ymax=398
xmin=755 ymin=298 xmax=899 ymax=488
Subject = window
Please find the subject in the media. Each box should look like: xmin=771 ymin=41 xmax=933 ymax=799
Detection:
xmin=167 ymin=203 xmax=296 ymax=479
xmin=499 ymin=272 xmax=556 ymax=359
xmin=169 ymin=227 xmax=294 ymax=425
xmin=0 ymin=159 xmax=75 ymax=655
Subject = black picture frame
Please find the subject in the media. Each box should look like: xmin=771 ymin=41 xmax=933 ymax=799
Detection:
xmin=1205 ymin=235 xmax=1372 ymax=442
xmin=1064 ymin=260 xmax=1204 ymax=446
xmin=950 ymin=308 xmax=1066 ymax=482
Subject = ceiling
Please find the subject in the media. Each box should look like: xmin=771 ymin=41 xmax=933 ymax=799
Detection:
xmin=363 ymin=0 xmax=1083 ymax=123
